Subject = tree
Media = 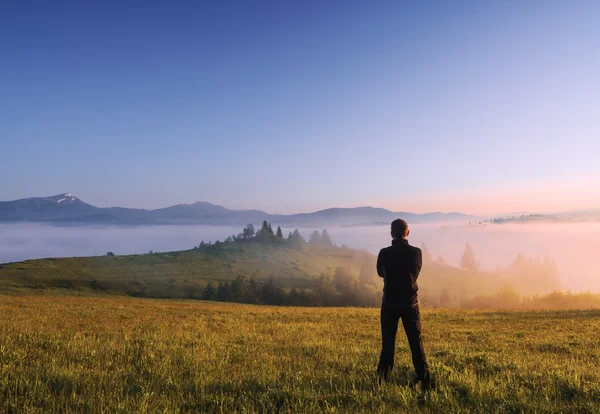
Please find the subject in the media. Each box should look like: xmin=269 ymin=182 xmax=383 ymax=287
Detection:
xmin=460 ymin=241 xmax=478 ymax=271
xmin=320 ymin=229 xmax=333 ymax=247
xmin=276 ymin=226 xmax=283 ymax=238
xmin=247 ymin=277 xmax=261 ymax=303
xmin=514 ymin=253 xmax=526 ymax=268
xmin=420 ymin=243 xmax=432 ymax=262
xmin=288 ymin=288 xmax=301 ymax=306
xmin=309 ymin=230 xmax=321 ymax=245
xmin=262 ymin=276 xmax=285 ymax=305
xmin=333 ymin=266 xmax=354 ymax=292
xmin=288 ymin=229 xmax=305 ymax=248
xmin=242 ymin=224 xmax=255 ymax=240
xmin=436 ymin=255 xmax=447 ymax=265
xmin=216 ymin=282 xmax=234 ymax=302
xmin=230 ymin=275 xmax=248 ymax=301
xmin=543 ymin=255 xmax=560 ymax=288
xmin=202 ymin=282 xmax=216 ymax=301
xmin=106 ymin=252 xmax=115 ymax=257
xmin=359 ymin=252 xmax=376 ymax=285
xmin=316 ymin=274 xmax=338 ymax=306
xmin=257 ymin=221 xmax=276 ymax=242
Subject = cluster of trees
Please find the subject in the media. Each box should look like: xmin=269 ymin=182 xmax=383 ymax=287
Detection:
xmin=461 ymin=289 xmax=600 ymax=310
xmin=489 ymin=214 xmax=553 ymax=224
xmin=198 ymin=258 xmax=382 ymax=307
xmin=503 ymin=253 xmax=561 ymax=295
xmin=308 ymin=229 xmax=333 ymax=247
xmin=418 ymin=241 xmax=478 ymax=271
xmin=195 ymin=222 xmax=336 ymax=250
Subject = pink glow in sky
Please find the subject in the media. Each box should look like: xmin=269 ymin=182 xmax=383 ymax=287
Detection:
xmin=378 ymin=175 xmax=600 ymax=215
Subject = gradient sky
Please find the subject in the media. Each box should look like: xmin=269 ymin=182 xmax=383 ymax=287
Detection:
xmin=1 ymin=1 xmax=599 ymax=215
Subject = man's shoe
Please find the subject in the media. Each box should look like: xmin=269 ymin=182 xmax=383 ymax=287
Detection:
xmin=377 ymin=366 xmax=392 ymax=384
xmin=420 ymin=374 xmax=434 ymax=390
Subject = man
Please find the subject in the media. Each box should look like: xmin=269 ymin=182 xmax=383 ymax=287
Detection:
xmin=376 ymin=219 xmax=431 ymax=387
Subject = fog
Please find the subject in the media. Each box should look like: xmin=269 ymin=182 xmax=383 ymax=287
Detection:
xmin=1 ymin=222 xmax=599 ymax=292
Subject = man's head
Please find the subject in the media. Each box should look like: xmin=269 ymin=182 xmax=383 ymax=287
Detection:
xmin=391 ymin=219 xmax=409 ymax=240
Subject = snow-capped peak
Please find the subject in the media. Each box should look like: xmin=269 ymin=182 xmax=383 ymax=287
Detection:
xmin=56 ymin=193 xmax=77 ymax=204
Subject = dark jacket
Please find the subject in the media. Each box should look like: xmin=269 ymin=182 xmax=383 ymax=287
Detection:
xmin=377 ymin=239 xmax=423 ymax=306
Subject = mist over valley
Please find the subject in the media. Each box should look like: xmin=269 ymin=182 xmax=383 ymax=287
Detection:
xmin=2 ymin=221 xmax=598 ymax=293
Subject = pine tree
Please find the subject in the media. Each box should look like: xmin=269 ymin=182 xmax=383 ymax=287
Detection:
xmin=289 ymin=229 xmax=305 ymax=248
xmin=309 ymin=230 xmax=321 ymax=244
xmin=276 ymin=226 xmax=283 ymax=238
xmin=460 ymin=241 xmax=478 ymax=271
xmin=321 ymin=229 xmax=333 ymax=247
xmin=514 ymin=253 xmax=526 ymax=268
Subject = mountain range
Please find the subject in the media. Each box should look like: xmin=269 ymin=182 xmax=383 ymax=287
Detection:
xmin=0 ymin=193 xmax=474 ymax=227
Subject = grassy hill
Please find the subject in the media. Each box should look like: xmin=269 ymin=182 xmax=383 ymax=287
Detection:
xmin=0 ymin=242 xmax=360 ymax=294
xmin=0 ymin=240 xmax=499 ymax=305
xmin=1 ymin=296 xmax=599 ymax=413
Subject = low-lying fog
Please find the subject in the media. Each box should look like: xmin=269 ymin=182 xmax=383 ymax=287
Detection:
xmin=1 ymin=222 xmax=598 ymax=292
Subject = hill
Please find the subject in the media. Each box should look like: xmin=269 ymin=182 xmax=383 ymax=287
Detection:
xmin=0 ymin=241 xmax=370 ymax=297
xmin=1 ymin=296 xmax=599 ymax=412
xmin=0 ymin=235 xmax=530 ymax=307
xmin=0 ymin=193 xmax=473 ymax=226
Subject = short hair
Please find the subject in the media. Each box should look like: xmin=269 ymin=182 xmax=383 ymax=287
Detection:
xmin=391 ymin=219 xmax=409 ymax=238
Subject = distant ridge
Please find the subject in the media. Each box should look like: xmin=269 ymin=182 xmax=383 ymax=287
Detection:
xmin=0 ymin=193 xmax=475 ymax=226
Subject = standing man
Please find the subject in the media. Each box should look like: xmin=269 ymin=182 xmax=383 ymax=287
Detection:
xmin=376 ymin=219 xmax=431 ymax=387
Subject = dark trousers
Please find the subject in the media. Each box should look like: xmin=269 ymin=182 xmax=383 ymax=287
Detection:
xmin=378 ymin=302 xmax=430 ymax=380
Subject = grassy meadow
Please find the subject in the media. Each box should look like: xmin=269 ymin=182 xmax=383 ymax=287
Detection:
xmin=0 ymin=243 xmax=366 ymax=295
xmin=1 ymin=295 xmax=600 ymax=413
xmin=0 ymin=241 xmax=498 ymax=306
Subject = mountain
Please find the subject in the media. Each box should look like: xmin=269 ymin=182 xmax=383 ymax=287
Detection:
xmin=0 ymin=193 xmax=474 ymax=226
xmin=0 ymin=193 xmax=101 ymax=221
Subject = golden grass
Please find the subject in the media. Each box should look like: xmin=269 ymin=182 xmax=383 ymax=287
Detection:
xmin=1 ymin=296 xmax=599 ymax=413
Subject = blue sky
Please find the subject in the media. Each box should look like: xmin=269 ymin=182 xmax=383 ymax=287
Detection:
xmin=1 ymin=1 xmax=599 ymax=214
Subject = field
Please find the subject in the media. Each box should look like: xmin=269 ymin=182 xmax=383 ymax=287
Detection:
xmin=1 ymin=296 xmax=600 ymax=413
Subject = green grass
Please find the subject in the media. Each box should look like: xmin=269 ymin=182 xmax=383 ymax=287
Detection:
xmin=0 ymin=243 xmax=363 ymax=295
xmin=1 ymin=296 xmax=599 ymax=412
xmin=0 ymin=242 xmax=486 ymax=302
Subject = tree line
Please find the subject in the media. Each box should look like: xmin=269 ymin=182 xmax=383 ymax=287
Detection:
xmin=196 ymin=265 xmax=382 ymax=307
xmin=194 ymin=221 xmax=336 ymax=250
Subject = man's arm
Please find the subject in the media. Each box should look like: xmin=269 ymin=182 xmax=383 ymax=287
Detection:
xmin=376 ymin=249 xmax=385 ymax=278
xmin=413 ymin=248 xmax=423 ymax=280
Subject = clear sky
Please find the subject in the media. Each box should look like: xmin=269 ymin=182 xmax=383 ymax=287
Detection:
xmin=1 ymin=1 xmax=599 ymax=215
